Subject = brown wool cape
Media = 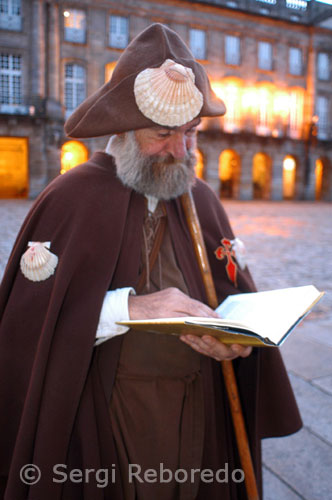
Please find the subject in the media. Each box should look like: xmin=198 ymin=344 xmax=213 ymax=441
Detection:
xmin=0 ymin=152 xmax=302 ymax=499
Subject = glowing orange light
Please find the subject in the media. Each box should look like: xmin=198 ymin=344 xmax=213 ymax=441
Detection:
xmin=210 ymin=82 xmax=225 ymax=101
xmin=274 ymin=92 xmax=290 ymax=121
xmin=283 ymin=156 xmax=296 ymax=199
xmin=61 ymin=141 xmax=88 ymax=174
xmin=284 ymin=158 xmax=296 ymax=171
xmin=195 ymin=149 xmax=204 ymax=179
xmin=315 ymin=159 xmax=323 ymax=200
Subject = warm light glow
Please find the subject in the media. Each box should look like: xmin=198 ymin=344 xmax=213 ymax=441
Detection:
xmin=283 ymin=155 xmax=296 ymax=199
xmin=273 ymin=92 xmax=290 ymax=122
xmin=218 ymin=150 xmax=240 ymax=199
xmin=284 ymin=158 xmax=296 ymax=171
xmin=252 ymin=153 xmax=271 ymax=199
xmin=211 ymin=78 xmax=242 ymax=133
xmin=63 ymin=11 xmax=70 ymax=17
xmin=210 ymin=78 xmax=305 ymax=138
xmin=195 ymin=149 xmax=204 ymax=179
xmin=315 ymin=159 xmax=323 ymax=200
xmin=105 ymin=61 xmax=117 ymax=84
xmin=0 ymin=137 xmax=28 ymax=198
xmin=61 ymin=141 xmax=88 ymax=174
xmin=289 ymin=88 xmax=304 ymax=139
xmin=63 ymin=151 xmax=74 ymax=162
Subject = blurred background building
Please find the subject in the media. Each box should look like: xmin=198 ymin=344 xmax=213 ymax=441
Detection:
xmin=0 ymin=0 xmax=332 ymax=200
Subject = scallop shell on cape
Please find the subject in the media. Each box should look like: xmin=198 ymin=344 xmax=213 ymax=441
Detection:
xmin=20 ymin=241 xmax=58 ymax=282
xmin=134 ymin=59 xmax=203 ymax=127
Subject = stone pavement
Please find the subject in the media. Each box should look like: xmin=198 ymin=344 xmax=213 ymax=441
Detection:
xmin=0 ymin=199 xmax=331 ymax=500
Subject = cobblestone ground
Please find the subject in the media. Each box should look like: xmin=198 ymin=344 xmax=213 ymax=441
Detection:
xmin=0 ymin=199 xmax=331 ymax=499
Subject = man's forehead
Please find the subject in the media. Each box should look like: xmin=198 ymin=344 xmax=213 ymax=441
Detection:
xmin=152 ymin=118 xmax=201 ymax=131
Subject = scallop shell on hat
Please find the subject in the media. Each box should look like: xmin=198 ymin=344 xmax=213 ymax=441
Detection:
xmin=20 ymin=242 xmax=58 ymax=282
xmin=134 ymin=59 xmax=203 ymax=127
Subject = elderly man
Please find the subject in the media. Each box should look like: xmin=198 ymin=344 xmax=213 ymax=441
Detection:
xmin=0 ymin=24 xmax=301 ymax=500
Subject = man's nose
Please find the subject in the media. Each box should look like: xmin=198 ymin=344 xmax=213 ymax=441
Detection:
xmin=166 ymin=133 xmax=187 ymax=159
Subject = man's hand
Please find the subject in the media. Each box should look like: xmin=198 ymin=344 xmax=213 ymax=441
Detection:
xmin=128 ymin=287 xmax=252 ymax=361
xmin=128 ymin=287 xmax=219 ymax=320
xmin=180 ymin=334 xmax=252 ymax=362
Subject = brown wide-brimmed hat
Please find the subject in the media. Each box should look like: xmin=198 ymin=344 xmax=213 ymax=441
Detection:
xmin=64 ymin=23 xmax=226 ymax=138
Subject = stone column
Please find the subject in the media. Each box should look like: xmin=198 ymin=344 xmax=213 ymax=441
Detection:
xmin=30 ymin=0 xmax=46 ymax=99
xmin=238 ymin=151 xmax=253 ymax=200
xmin=48 ymin=3 xmax=60 ymax=102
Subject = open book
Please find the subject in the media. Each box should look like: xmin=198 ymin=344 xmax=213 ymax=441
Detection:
xmin=117 ymin=285 xmax=324 ymax=347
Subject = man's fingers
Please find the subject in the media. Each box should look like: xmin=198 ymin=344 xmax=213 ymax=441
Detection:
xmin=180 ymin=335 xmax=252 ymax=361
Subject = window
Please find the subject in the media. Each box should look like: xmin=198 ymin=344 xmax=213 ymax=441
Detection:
xmin=286 ymin=0 xmax=307 ymax=10
xmin=109 ymin=16 xmax=128 ymax=49
xmin=64 ymin=63 xmax=86 ymax=119
xmin=289 ymin=47 xmax=302 ymax=76
xmin=0 ymin=53 xmax=22 ymax=106
xmin=258 ymin=41 xmax=272 ymax=71
xmin=225 ymin=35 xmax=240 ymax=66
xmin=63 ymin=9 xmax=86 ymax=44
xmin=317 ymin=52 xmax=329 ymax=81
xmin=316 ymin=96 xmax=329 ymax=140
xmin=189 ymin=29 xmax=206 ymax=60
xmin=0 ymin=0 xmax=21 ymax=31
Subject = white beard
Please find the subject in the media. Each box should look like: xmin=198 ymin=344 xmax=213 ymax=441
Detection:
xmin=106 ymin=131 xmax=197 ymax=200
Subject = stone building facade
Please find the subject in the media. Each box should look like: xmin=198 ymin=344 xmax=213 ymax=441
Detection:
xmin=0 ymin=0 xmax=332 ymax=200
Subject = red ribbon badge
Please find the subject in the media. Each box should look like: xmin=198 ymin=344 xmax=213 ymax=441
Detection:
xmin=214 ymin=238 xmax=238 ymax=287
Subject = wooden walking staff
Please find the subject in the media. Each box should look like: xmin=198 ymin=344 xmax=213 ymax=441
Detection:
xmin=181 ymin=191 xmax=260 ymax=500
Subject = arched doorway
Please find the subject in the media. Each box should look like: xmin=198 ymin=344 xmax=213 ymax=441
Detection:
xmin=0 ymin=137 xmax=28 ymax=198
xmin=218 ymin=149 xmax=240 ymax=199
xmin=60 ymin=141 xmax=88 ymax=174
xmin=315 ymin=157 xmax=331 ymax=201
xmin=195 ymin=149 xmax=204 ymax=179
xmin=252 ymin=152 xmax=272 ymax=199
xmin=282 ymin=155 xmax=297 ymax=199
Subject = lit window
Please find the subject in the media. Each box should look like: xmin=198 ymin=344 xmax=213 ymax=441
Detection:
xmin=286 ymin=0 xmax=307 ymax=10
xmin=109 ymin=16 xmax=128 ymax=49
xmin=225 ymin=35 xmax=240 ymax=66
xmin=64 ymin=63 xmax=86 ymax=119
xmin=288 ymin=88 xmax=304 ymax=139
xmin=0 ymin=53 xmax=22 ymax=105
xmin=0 ymin=0 xmax=21 ymax=31
xmin=256 ymin=84 xmax=274 ymax=136
xmin=256 ymin=0 xmax=276 ymax=3
xmin=258 ymin=41 xmax=272 ymax=71
xmin=316 ymin=95 xmax=329 ymax=140
xmin=317 ymin=52 xmax=329 ymax=81
xmin=289 ymin=47 xmax=302 ymax=76
xmin=211 ymin=78 xmax=242 ymax=133
xmin=64 ymin=9 xmax=86 ymax=44
xmin=189 ymin=29 xmax=206 ymax=60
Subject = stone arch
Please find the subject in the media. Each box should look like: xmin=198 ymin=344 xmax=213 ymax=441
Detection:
xmin=252 ymin=152 xmax=272 ymax=200
xmin=218 ymin=149 xmax=241 ymax=199
xmin=61 ymin=141 xmax=89 ymax=175
xmin=282 ymin=155 xmax=297 ymax=200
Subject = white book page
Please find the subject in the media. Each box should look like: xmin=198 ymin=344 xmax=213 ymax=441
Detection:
xmin=216 ymin=285 xmax=321 ymax=344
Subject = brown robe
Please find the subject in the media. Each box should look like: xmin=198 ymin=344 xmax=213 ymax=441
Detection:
xmin=0 ymin=152 xmax=302 ymax=499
